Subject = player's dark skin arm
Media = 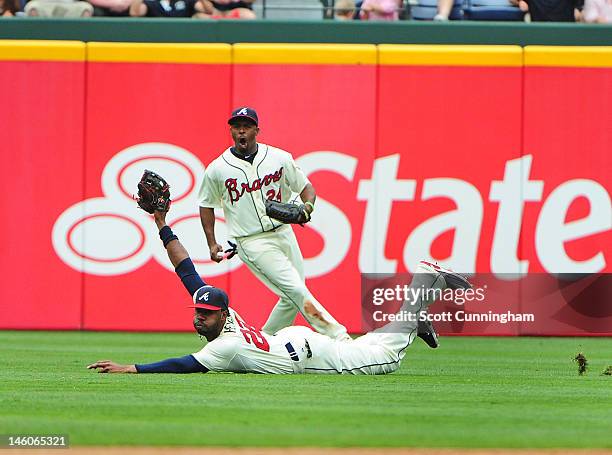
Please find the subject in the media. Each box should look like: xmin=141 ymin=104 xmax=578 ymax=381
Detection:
xmin=154 ymin=210 xmax=189 ymax=267
xmin=200 ymin=207 xmax=223 ymax=263
xmin=300 ymin=183 xmax=316 ymax=216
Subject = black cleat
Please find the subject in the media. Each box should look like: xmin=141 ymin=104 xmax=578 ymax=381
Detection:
xmin=417 ymin=317 xmax=439 ymax=349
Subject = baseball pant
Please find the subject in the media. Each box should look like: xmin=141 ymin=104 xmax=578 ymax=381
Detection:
xmin=235 ymin=224 xmax=349 ymax=340
xmin=302 ymin=263 xmax=447 ymax=375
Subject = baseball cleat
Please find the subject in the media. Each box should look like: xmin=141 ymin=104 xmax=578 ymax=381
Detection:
xmin=417 ymin=317 xmax=439 ymax=349
xmin=418 ymin=261 xmax=472 ymax=290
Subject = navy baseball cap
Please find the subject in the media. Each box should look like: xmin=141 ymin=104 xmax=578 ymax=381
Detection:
xmin=228 ymin=107 xmax=258 ymax=126
xmin=189 ymin=286 xmax=229 ymax=311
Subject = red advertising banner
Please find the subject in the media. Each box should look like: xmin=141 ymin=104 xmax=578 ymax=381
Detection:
xmin=520 ymin=46 xmax=612 ymax=335
xmin=2 ymin=42 xmax=611 ymax=335
xmin=0 ymin=41 xmax=86 ymax=329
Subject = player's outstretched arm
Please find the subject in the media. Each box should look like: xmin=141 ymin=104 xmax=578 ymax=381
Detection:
xmin=88 ymin=356 xmax=209 ymax=374
xmin=154 ymin=210 xmax=189 ymax=267
xmin=151 ymin=209 xmax=209 ymax=297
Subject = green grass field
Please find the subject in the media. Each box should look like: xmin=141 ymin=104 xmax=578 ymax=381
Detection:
xmin=1 ymin=331 xmax=610 ymax=448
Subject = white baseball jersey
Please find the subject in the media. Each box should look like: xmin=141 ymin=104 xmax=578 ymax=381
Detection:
xmin=198 ymin=143 xmax=310 ymax=238
xmin=191 ymin=309 xmax=312 ymax=374
xmin=191 ymin=309 xmax=412 ymax=375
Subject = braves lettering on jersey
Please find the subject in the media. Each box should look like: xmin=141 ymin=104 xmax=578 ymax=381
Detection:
xmin=198 ymin=144 xmax=309 ymax=238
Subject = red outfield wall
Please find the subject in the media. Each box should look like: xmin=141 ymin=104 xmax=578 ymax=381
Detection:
xmin=0 ymin=41 xmax=610 ymax=335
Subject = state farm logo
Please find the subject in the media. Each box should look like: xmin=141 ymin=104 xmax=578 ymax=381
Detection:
xmin=53 ymin=146 xmax=611 ymax=278
xmin=52 ymin=143 xmax=241 ymax=277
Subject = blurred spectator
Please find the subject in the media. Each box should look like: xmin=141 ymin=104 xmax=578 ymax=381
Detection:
xmin=335 ymin=0 xmax=355 ymax=19
xmin=25 ymin=0 xmax=93 ymax=16
xmin=359 ymin=0 xmax=400 ymax=20
xmin=1 ymin=0 xmax=19 ymax=14
xmin=321 ymin=0 xmax=332 ymax=18
xmin=433 ymin=0 xmax=453 ymax=20
xmin=89 ymin=0 xmax=130 ymax=15
xmin=129 ymin=0 xmax=208 ymax=17
xmin=511 ymin=0 xmax=583 ymax=21
xmin=583 ymin=0 xmax=612 ymax=22
xmin=209 ymin=0 xmax=255 ymax=18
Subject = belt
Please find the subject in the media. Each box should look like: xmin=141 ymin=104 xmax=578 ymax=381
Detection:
xmin=285 ymin=340 xmax=312 ymax=362
xmin=285 ymin=342 xmax=299 ymax=361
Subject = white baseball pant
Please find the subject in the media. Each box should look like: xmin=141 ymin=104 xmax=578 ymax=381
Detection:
xmin=299 ymin=263 xmax=447 ymax=375
xmin=235 ymin=224 xmax=349 ymax=340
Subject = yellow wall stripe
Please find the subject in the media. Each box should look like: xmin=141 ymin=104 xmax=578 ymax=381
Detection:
xmin=87 ymin=42 xmax=232 ymax=64
xmin=233 ymin=44 xmax=377 ymax=65
xmin=379 ymin=45 xmax=523 ymax=67
xmin=524 ymin=46 xmax=612 ymax=68
xmin=0 ymin=40 xmax=85 ymax=62
xmin=3 ymin=42 xmax=611 ymax=69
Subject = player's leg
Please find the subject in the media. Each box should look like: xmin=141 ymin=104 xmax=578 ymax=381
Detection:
xmin=236 ymin=234 xmax=317 ymax=333
xmin=277 ymin=226 xmax=348 ymax=340
xmin=318 ymin=264 xmax=446 ymax=375
xmin=301 ymin=330 xmax=403 ymax=375
xmin=262 ymin=298 xmax=298 ymax=335
xmin=260 ymin=226 xmax=307 ymax=334
xmin=359 ymin=261 xmax=471 ymax=367
xmin=236 ymin=228 xmax=347 ymax=339
xmin=236 ymin=234 xmax=298 ymax=333
xmin=263 ymin=228 xmax=348 ymax=337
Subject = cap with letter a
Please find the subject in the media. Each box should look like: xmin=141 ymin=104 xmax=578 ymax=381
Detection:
xmin=228 ymin=107 xmax=258 ymax=126
xmin=190 ymin=286 xmax=229 ymax=311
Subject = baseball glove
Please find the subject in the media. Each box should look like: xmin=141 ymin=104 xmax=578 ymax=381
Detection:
xmin=265 ymin=199 xmax=310 ymax=225
xmin=136 ymin=170 xmax=171 ymax=214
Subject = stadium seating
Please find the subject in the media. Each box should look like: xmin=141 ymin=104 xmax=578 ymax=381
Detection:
xmin=462 ymin=0 xmax=524 ymax=21
xmin=410 ymin=0 xmax=463 ymax=20
xmin=252 ymin=0 xmax=324 ymax=19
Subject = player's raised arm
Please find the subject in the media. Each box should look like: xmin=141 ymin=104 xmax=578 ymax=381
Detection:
xmin=152 ymin=208 xmax=210 ymax=298
xmin=154 ymin=210 xmax=189 ymax=268
xmin=135 ymin=170 xmax=207 ymax=297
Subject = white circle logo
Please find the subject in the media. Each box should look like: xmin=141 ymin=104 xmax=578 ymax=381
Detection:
xmin=52 ymin=143 xmax=241 ymax=277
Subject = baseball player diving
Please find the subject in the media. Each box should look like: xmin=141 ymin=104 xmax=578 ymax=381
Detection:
xmin=198 ymin=107 xmax=350 ymax=341
xmin=88 ymin=195 xmax=471 ymax=375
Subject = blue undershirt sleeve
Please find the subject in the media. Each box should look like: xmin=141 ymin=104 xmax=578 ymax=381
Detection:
xmin=135 ymin=354 xmax=208 ymax=374
xmin=175 ymin=257 xmax=206 ymax=296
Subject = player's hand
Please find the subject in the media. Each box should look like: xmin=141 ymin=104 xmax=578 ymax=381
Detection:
xmin=87 ymin=360 xmax=137 ymax=374
xmin=209 ymin=243 xmax=224 ymax=263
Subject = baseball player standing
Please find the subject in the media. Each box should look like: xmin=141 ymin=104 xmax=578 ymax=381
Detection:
xmin=88 ymin=206 xmax=471 ymax=375
xmin=198 ymin=107 xmax=349 ymax=341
